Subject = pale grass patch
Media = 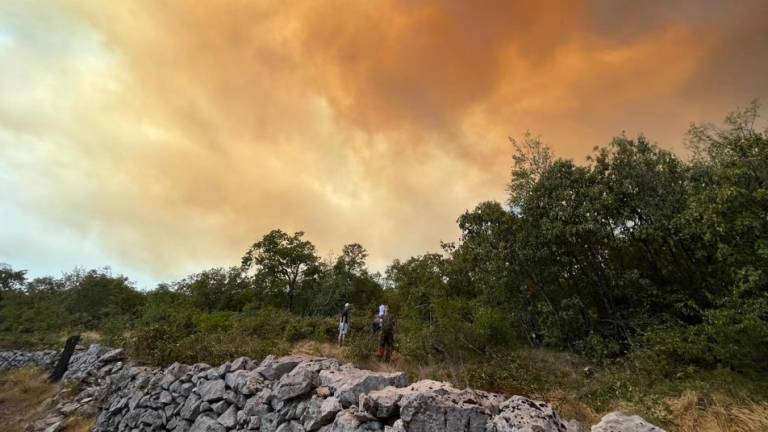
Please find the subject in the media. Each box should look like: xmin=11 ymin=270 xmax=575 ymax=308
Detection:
xmin=667 ymin=390 xmax=768 ymax=432
xmin=0 ymin=367 xmax=58 ymax=432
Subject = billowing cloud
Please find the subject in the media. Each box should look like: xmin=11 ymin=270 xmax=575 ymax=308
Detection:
xmin=1 ymin=0 xmax=767 ymax=285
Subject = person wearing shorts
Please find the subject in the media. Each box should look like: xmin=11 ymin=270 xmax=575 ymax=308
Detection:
xmin=338 ymin=303 xmax=351 ymax=346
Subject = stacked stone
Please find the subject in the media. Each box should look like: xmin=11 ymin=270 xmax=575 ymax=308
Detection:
xmin=1 ymin=344 xmax=666 ymax=432
xmin=0 ymin=349 xmax=58 ymax=371
xmin=95 ymin=355 xmax=412 ymax=432
xmin=93 ymin=353 xmax=609 ymax=432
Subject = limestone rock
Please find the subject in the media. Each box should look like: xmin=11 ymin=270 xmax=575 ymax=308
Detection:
xmin=257 ymin=355 xmax=305 ymax=381
xmin=275 ymin=367 xmax=317 ymax=400
xmin=302 ymin=395 xmax=342 ymax=430
xmin=319 ymin=366 xmax=408 ymax=407
xmin=199 ymin=379 xmax=227 ymax=402
xmin=487 ymin=396 xmax=568 ymax=432
xmin=591 ymin=412 xmax=665 ymax=432
xmin=218 ymin=404 xmax=239 ymax=428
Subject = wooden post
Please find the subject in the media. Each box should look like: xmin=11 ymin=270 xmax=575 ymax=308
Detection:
xmin=49 ymin=335 xmax=80 ymax=383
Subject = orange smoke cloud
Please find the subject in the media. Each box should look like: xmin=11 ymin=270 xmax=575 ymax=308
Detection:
xmin=1 ymin=0 xmax=766 ymax=284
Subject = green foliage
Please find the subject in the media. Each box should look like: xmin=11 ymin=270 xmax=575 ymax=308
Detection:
xmin=241 ymin=229 xmax=320 ymax=312
xmin=2 ymin=103 xmax=768 ymax=429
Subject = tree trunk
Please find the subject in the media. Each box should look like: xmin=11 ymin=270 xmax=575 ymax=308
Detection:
xmin=49 ymin=335 xmax=80 ymax=383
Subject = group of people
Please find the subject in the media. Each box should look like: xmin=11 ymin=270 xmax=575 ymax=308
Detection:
xmin=337 ymin=302 xmax=396 ymax=362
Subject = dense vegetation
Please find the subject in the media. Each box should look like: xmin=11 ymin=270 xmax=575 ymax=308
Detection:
xmin=1 ymin=104 xmax=767 ymax=429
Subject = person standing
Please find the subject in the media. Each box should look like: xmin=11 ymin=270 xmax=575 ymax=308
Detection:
xmin=378 ymin=306 xmax=396 ymax=362
xmin=338 ymin=302 xmax=351 ymax=347
xmin=378 ymin=303 xmax=386 ymax=319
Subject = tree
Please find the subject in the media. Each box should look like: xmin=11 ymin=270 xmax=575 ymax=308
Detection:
xmin=175 ymin=267 xmax=251 ymax=312
xmin=334 ymin=243 xmax=368 ymax=276
xmin=507 ymin=133 xmax=553 ymax=209
xmin=241 ymin=230 xmax=319 ymax=312
xmin=0 ymin=263 xmax=27 ymax=292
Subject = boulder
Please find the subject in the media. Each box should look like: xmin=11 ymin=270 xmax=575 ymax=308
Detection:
xmin=218 ymin=404 xmax=239 ymax=428
xmin=98 ymin=348 xmax=125 ymax=363
xmin=319 ymin=366 xmax=408 ymax=407
xmin=257 ymin=355 xmax=306 ymax=381
xmin=181 ymin=394 xmax=203 ymax=420
xmin=361 ymin=379 xmax=504 ymax=432
xmin=302 ymin=396 xmax=342 ymax=431
xmin=487 ymin=396 xmax=569 ymax=432
xmin=591 ymin=412 xmax=665 ymax=432
xmin=274 ymin=367 xmax=318 ymax=400
xmin=398 ymin=381 xmax=501 ymax=432
xmin=199 ymin=379 xmax=227 ymax=402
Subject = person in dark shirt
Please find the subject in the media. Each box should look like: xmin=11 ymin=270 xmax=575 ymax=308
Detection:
xmin=378 ymin=307 xmax=396 ymax=362
xmin=338 ymin=302 xmax=351 ymax=346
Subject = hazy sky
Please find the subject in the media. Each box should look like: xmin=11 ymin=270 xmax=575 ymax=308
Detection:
xmin=1 ymin=0 xmax=767 ymax=288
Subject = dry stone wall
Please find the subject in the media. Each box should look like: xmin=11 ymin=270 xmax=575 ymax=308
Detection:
xmin=0 ymin=345 xmax=664 ymax=432
xmin=0 ymin=349 xmax=58 ymax=371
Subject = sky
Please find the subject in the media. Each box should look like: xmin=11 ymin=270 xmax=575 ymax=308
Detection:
xmin=1 ymin=0 xmax=767 ymax=288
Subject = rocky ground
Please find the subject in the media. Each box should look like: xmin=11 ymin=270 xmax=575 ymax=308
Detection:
xmin=0 ymin=345 xmax=664 ymax=431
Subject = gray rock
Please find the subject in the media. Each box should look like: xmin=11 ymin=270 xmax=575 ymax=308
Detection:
xmin=98 ymin=348 xmax=125 ymax=363
xmin=591 ymin=412 xmax=665 ymax=432
xmin=226 ymin=370 xmax=249 ymax=389
xmin=139 ymin=409 xmax=163 ymax=427
xmin=231 ymin=356 xmax=254 ymax=371
xmin=160 ymin=390 xmax=174 ymax=404
xmin=275 ymin=367 xmax=317 ymax=400
xmin=199 ymin=379 xmax=227 ymax=402
xmin=218 ymin=404 xmax=239 ymax=428
xmin=303 ymin=396 xmax=343 ymax=430
xmin=181 ymin=394 xmax=203 ymax=420
xmin=212 ymin=400 xmax=229 ymax=414
xmin=384 ymin=419 xmax=406 ymax=432
xmin=257 ymin=355 xmax=307 ymax=381
xmin=360 ymin=387 xmax=401 ymax=418
xmin=190 ymin=415 xmax=227 ymax=432
xmin=321 ymin=409 xmax=383 ymax=432
xmin=276 ymin=420 xmax=307 ymax=432
xmin=487 ymin=396 xmax=568 ymax=432
xmin=319 ymin=367 xmax=408 ymax=407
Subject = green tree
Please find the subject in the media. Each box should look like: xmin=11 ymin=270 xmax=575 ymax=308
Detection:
xmin=0 ymin=263 xmax=27 ymax=297
xmin=241 ymin=230 xmax=320 ymax=312
xmin=175 ymin=267 xmax=252 ymax=312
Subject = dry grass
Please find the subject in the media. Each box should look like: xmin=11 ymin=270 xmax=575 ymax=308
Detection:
xmin=0 ymin=367 xmax=58 ymax=432
xmin=0 ymin=368 xmax=97 ymax=432
xmin=64 ymin=416 xmax=96 ymax=432
xmin=666 ymin=390 xmax=768 ymax=432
